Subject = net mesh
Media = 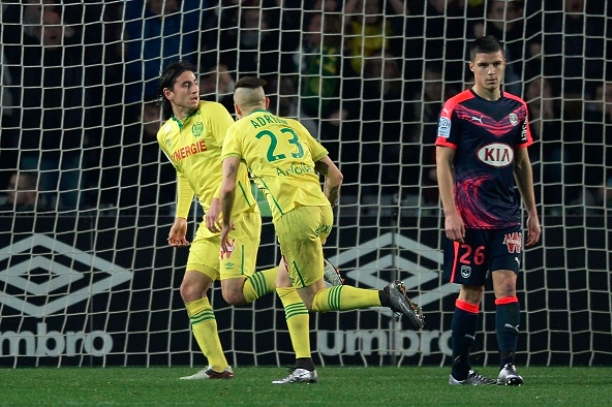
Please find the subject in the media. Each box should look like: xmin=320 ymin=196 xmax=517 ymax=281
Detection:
xmin=0 ymin=1 xmax=611 ymax=367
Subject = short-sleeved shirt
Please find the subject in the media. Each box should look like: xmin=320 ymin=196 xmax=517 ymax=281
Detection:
xmin=221 ymin=109 xmax=330 ymax=222
xmin=157 ymin=101 xmax=257 ymax=228
xmin=435 ymin=89 xmax=533 ymax=229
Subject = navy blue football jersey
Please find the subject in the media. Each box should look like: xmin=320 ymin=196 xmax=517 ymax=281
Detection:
xmin=435 ymin=89 xmax=533 ymax=229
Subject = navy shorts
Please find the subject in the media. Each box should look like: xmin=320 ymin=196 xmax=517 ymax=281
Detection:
xmin=442 ymin=226 xmax=523 ymax=286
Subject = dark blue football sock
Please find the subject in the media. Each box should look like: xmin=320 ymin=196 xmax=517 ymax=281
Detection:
xmin=495 ymin=297 xmax=520 ymax=368
xmin=451 ymin=299 xmax=479 ymax=380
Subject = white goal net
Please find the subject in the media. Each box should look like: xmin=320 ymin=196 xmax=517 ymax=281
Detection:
xmin=0 ymin=0 xmax=610 ymax=368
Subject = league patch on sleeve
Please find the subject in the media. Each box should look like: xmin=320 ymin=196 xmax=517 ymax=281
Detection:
xmin=438 ymin=117 xmax=451 ymax=138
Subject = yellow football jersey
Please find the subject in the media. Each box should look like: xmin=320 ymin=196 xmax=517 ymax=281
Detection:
xmin=221 ymin=109 xmax=330 ymax=221
xmin=157 ymin=101 xmax=257 ymax=222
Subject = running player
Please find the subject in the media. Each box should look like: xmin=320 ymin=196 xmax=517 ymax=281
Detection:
xmin=218 ymin=76 xmax=425 ymax=384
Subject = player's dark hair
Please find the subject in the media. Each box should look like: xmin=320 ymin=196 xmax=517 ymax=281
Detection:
xmin=470 ymin=35 xmax=504 ymax=61
xmin=235 ymin=76 xmax=267 ymax=90
xmin=156 ymin=60 xmax=197 ymax=119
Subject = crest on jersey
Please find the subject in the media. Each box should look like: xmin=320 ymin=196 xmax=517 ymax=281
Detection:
xmin=192 ymin=122 xmax=204 ymax=137
xmin=509 ymin=113 xmax=518 ymax=126
xmin=460 ymin=265 xmax=471 ymax=279
xmin=165 ymin=138 xmax=172 ymax=148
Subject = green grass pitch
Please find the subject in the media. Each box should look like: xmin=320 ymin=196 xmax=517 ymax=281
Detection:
xmin=0 ymin=366 xmax=609 ymax=406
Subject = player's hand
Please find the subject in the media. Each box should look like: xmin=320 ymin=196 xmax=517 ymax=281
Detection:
xmin=220 ymin=222 xmax=236 ymax=256
xmin=168 ymin=217 xmax=189 ymax=247
xmin=444 ymin=213 xmax=465 ymax=243
xmin=206 ymin=198 xmax=222 ymax=233
xmin=525 ymin=215 xmax=541 ymax=247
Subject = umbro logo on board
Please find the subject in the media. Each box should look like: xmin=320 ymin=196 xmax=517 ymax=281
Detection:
xmin=0 ymin=234 xmax=132 ymax=318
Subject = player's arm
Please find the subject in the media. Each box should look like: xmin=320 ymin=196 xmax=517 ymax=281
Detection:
xmin=298 ymin=119 xmax=342 ymax=206
xmin=513 ymin=147 xmax=541 ymax=246
xmin=314 ymin=156 xmax=343 ymax=207
xmin=219 ymin=156 xmax=240 ymax=252
xmin=206 ymin=104 xmax=235 ymax=233
xmin=205 ymin=196 xmax=222 ymax=233
xmin=175 ymin=172 xmax=194 ymax=218
xmin=168 ymin=173 xmax=193 ymax=247
xmin=158 ymin=131 xmax=191 ymax=247
xmin=436 ymin=145 xmax=464 ymax=243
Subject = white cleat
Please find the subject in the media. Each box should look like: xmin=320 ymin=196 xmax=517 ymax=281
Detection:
xmin=179 ymin=365 xmax=234 ymax=380
xmin=272 ymin=368 xmax=318 ymax=384
xmin=449 ymin=370 xmax=496 ymax=386
xmin=497 ymin=363 xmax=524 ymax=386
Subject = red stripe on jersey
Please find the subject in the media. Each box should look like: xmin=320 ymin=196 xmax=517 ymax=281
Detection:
xmin=435 ymin=138 xmax=456 ymax=148
xmin=435 ymin=90 xmax=475 ymax=147
xmin=444 ymin=89 xmax=477 ymax=117
xmin=440 ymin=90 xmax=476 ymax=121
xmin=502 ymin=91 xmax=525 ymax=104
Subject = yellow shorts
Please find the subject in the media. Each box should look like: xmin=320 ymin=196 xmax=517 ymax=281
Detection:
xmin=186 ymin=208 xmax=262 ymax=281
xmin=275 ymin=205 xmax=333 ymax=288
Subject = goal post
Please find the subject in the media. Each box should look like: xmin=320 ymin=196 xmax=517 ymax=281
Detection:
xmin=0 ymin=1 xmax=610 ymax=368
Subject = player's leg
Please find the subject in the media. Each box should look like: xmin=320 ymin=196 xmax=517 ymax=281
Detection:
xmin=291 ymin=255 xmax=422 ymax=325
xmin=219 ymin=209 xmax=341 ymax=306
xmin=447 ymin=284 xmax=493 ymax=385
xmin=444 ymin=230 xmax=495 ymax=385
xmin=319 ymin=212 xmax=344 ymax=287
xmin=277 ymin=207 xmax=422 ymax=326
xmin=272 ymin=208 xmax=333 ymax=384
xmin=219 ymin=209 xmax=277 ymax=305
xmin=276 ymin=205 xmax=361 ymax=309
xmin=180 ymin=232 xmax=232 ymax=380
xmin=218 ymin=209 xmax=314 ymax=384
xmin=272 ymin=258 xmax=315 ymax=384
xmin=491 ymin=226 xmax=524 ymax=386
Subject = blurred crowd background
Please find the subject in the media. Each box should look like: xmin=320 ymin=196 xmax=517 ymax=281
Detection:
xmin=0 ymin=0 xmax=610 ymax=217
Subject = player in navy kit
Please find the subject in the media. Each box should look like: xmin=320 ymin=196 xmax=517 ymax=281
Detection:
xmin=435 ymin=35 xmax=541 ymax=386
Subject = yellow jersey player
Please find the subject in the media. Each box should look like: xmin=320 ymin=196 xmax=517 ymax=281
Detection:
xmin=157 ymin=61 xmax=288 ymax=380
xmin=218 ymin=76 xmax=425 ymax=384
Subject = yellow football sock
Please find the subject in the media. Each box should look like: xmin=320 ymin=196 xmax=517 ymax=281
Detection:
xmin=185 ymin=297 xmax=228 ymax=371
xmin=312 ymin=286 xmax=382 ymax=312
xmin=277 ymin=287 xmax=311 ymax=359
xmin=242 ymin=267 xmax=278 ymax=303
